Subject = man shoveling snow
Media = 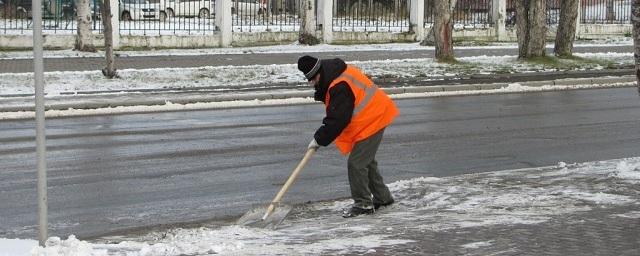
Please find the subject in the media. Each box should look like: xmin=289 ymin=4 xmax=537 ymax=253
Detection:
xmin=298 ymin=55 xmax=399 ymax=218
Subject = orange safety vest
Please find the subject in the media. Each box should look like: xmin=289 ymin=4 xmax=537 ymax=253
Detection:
xmin=325 ymin=65 xmax=399 ymax=154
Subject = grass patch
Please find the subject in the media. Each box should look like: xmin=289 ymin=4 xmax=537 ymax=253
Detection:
xmin=519 ymin=55 xmax=624 ymax=70
xmin=453 ymin=40 xmax=491 ymax=47
xmin=436 ymin=56 xmax=459 ymax=64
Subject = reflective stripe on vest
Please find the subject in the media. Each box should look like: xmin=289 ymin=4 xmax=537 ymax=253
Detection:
xmin=325 ymin=65 xmax=399 ymax=155
xmin=335 ymin=73 xmax=378 ymax=117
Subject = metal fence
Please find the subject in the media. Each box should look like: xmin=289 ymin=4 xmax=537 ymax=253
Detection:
xmin=504 ymin=0 xmax=560 ymax=25
xmin=232 ymin=0 xmax=301 ymax=33
xmin=0 ymin=0 xmax=634 ymax=36
xmin=581 ymin=0 xmax=631 ymax=24
xmin=118 ymin=0 xmax=217 ymax=35
xmin=333 ymin=0 xmax=409 ymax=32
xmin=0 ymin=0 xmax=103 ymax=34
xmin=424 ymin=0 xmax=493 ymax=27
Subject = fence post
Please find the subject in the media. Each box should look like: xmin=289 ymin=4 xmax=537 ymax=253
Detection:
xmin=410 ymin=0 xmax=425 ymax=40
xmin=576 ymin=0 xmax=582 ymax=38
xmin=110 ymin=0 xmax=120 ymax=49
xmin=492 ymin=0 xmax=507 ymax=41
xmin=216 ymin=0 xmax=232 ymax=47
xmin=320 ymin=0 xmax=333 ymax=43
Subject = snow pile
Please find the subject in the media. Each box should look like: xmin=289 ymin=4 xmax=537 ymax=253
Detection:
xmin=32 ymin=236 xmax=106 ymax=256
xmin=610 ymin=160 xmax=640 ymax=182
xmin=0 ymin=238 xmax=37 ymax=256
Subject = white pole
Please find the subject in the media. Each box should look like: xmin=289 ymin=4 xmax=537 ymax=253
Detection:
xmin=32 ymin=0 xmax=48 ymax=247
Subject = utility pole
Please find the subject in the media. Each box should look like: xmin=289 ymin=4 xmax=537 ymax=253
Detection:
xmin=32 ymin=0 xmax=48 ymax=246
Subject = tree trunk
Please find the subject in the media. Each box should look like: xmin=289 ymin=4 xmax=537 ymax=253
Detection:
xmin=554 ymin=0 xmax=578 ymax=57
xmin=515 ymin=0 xmax=547 ymax=59
xmin=632 ymin=0 xmax=640 ymax=92
xmin=75 ymin=0 xmax=96 ymax=52
xmin=433 ymin=0 xmax=457 ymax=62
xmin=299 ymin=0 xmax=319 ymax=45
xmin=101 ymin=0 xmax=117 ymax=78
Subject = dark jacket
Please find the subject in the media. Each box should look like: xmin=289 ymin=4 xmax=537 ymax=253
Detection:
xmin=313 ymin=58 xmax=355 ymax=146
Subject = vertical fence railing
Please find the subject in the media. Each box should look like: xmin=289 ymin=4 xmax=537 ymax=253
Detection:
xmin=454 ymin=0 xmax=493 ymax=27
xmin=424 ymin=0 xmax=493 ymax=27
xmin=504 ymin=0 xmax=561 ymax=26
xmin=333 ymin=0 xmax=409 ymax=32
xmin=232 ymin=0 xmax=301 ymax=33
xmin=546 ymin=0 xmax=560 ymax=25
xmin=117 ymin=0 xmax=218 ymax=36
xmin=0 ymin=0 xmax=634 ymax=37
xmin=581 ymin=0 xmax=631 ymax=24
xmin=0 ymin=0 xmax=103 ymax=34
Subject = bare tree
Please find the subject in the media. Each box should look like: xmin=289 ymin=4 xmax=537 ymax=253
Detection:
xmin=101 ymin=0 xmax=117 ymax=78
xmin=433 ymin=0 xmax=457 ymax=62
xmin=515 ymin=0 xmax=547 ymax=59
xmin=554 ymin=0 xmax=578 ymax=57
xmin=633 ymin=0 xmax=640 ymax=91
xmin=299 ymin=0 xmax=320 ymax=45
xmin=75 ymin=0 xmax=97 ymax=52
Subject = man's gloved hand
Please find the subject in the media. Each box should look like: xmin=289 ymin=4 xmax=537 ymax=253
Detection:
xmin=308 ymin=138 xmax=320 ymax=150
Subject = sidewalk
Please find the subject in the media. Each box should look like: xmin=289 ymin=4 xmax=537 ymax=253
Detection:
xmin=31 ymin=157 xmax=640 ymax=255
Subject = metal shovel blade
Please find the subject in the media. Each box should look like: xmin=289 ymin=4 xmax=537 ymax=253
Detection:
xmin=237 ymin=204 xmax=293 ymax=229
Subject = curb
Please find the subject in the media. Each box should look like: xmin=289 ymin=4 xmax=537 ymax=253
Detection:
xmin=0 ymin=76 xmax=635 ymax=113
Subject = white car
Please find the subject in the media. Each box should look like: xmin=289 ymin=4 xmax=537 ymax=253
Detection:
xmin=119 ymin=0 xmax=167 ymax=21
xmin=164 ymin=0 xmax=214 ymax=18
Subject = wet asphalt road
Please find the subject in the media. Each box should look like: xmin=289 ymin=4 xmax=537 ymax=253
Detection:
xmin=0 ymin=45 xmax=633 ymax=73
xmin=1 ymin=87 xmax=640 ymax=239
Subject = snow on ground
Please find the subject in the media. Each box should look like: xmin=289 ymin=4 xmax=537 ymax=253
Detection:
xmin=0 ymin=238 xmax=37 ymax=256
xmin=0 ymin=52 xmax=632 ymax=97
xmin=4 ymin=156 xmax=639 ymax=255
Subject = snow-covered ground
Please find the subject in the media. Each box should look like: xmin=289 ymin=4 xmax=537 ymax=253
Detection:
xmin=0 ymin=40 xmax=633 ymax=119
xmin=0 ymin=52 xmax=631 ymax=96
xmin=2 ymin=156 xmax=639 ymax=255
xmin=0 ymin=44 xmax=633 ymax=97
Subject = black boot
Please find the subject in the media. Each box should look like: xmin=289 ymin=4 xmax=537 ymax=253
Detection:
xmin=373 ymin=200 xmax=394 ymax=210
xmin=342 ymin=207 xmax=374 ymax=218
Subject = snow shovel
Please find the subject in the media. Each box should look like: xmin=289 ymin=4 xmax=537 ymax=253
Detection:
xmin=237 ymin=147 xmax=316 ymax=229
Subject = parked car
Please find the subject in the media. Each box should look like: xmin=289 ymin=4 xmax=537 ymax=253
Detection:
xmin=6 ymin=0 xmax=75 ymax=19
xmin=164 ymin=0 xmax=214 ymax=18
xmin=119 ymin=0 xmax=166 ymax=21
xmin=231 ymin=0 xmax=266 ymax=16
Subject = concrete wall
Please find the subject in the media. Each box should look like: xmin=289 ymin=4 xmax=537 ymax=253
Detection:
xmin=231 ymin=32 xmax=298 ymax=47
xmin=120 ymin=35 xmax=221 ymax=49
xmin=331 ymin=32 xmax=417 ymax=44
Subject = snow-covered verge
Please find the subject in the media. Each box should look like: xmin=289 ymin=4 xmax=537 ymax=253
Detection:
xmin=4 ymin=156 xmax=639 ymax=255
xmin=0 ymin=52 xmax=632 ymax=97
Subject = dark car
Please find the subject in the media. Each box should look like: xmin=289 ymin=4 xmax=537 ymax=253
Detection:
xmin=4 ymin=0 xmax=75 ymax=19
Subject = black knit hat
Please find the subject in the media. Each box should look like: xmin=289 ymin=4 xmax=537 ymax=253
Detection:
xmin=297 ymin=55 xmax=321 ymax=80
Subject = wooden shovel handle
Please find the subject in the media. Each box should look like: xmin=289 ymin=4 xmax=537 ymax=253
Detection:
xmin=262 ymin=147 xmax=316 ymax=220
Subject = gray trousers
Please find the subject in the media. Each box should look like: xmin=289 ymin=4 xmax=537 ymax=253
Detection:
xmin=347 ymin=128 xmax=394 ymax=209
